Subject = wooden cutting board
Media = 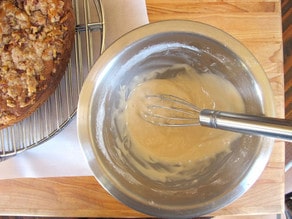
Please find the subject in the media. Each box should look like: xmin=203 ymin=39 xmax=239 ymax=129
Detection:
xmin=0 ymin=0 xmax=284 ymax=217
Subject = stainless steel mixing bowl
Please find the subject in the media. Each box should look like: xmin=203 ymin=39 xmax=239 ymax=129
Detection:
xmin=77 ymin=20 xmax=275 ymax=218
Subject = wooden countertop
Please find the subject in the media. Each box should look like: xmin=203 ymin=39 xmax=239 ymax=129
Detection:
xmin=0 ymin=0 xmax=285 ymax=217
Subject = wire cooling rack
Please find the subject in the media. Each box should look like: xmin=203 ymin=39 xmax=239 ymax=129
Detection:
xmin=0 ymin=0 xmax=104 ymax=160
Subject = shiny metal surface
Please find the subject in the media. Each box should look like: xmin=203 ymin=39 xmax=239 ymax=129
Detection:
xmin=200 ymin=109 xmax=292 ymax=141
xmin=0 ymin=0 xmax=104 ymax=160
xmin=77 ymin=20 xmax=275 ymax=218
xmin=140 ymin=94 xmax=292 ymax=141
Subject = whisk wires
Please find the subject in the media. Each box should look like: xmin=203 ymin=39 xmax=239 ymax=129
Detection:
xmin=141 ymin=94 xmax=201 ymax=127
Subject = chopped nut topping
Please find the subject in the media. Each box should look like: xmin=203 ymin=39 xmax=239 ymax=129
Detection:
xmin=0 ymin=0 xmax=72 ymax=126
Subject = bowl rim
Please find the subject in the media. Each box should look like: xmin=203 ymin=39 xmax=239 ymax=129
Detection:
xmin=77 ymin=20 xmax=275 ymax=218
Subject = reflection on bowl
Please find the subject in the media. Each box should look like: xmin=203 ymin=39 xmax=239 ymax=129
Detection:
xmin=77 ymin=20 xmax=275 ymax=218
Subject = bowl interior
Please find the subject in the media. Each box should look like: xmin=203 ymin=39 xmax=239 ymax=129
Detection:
xmin=78 ymin=21 xmax=274 ymax=218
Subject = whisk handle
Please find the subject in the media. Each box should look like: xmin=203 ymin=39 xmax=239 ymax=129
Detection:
xmin=199 ymin=109 xmax=292 ymax=141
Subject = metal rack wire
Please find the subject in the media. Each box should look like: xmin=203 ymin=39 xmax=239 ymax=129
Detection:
xmin=0 ymin=0 xmax=104 ymax=160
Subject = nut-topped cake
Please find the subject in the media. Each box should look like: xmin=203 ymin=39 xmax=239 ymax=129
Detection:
xmin=0 ymin=0 xmax=75 ymax=129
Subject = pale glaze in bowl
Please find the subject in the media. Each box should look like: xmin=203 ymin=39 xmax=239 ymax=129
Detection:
xmin=77 ymin=20 xmax=275 ymax=218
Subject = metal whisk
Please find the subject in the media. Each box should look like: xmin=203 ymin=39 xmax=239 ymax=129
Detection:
xmin=141 ymin=94 xmax=292 ymax=141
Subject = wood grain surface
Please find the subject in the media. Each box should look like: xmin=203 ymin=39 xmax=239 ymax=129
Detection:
xmin=282 ymin=0 xmax=292 ymax=118
xmin=0 ymin=0 xmax=285 ymax=217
